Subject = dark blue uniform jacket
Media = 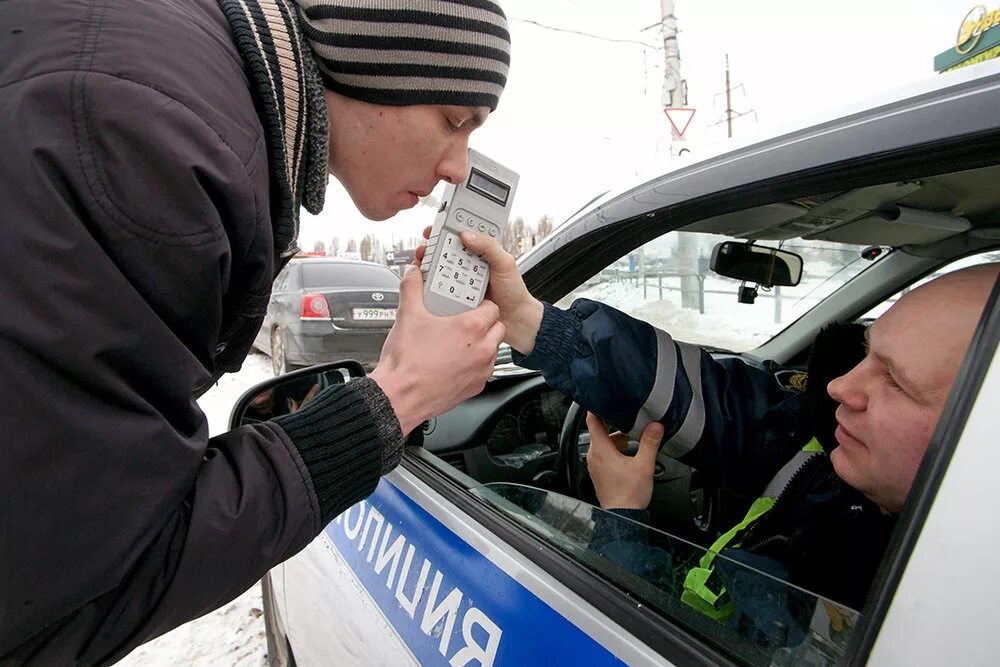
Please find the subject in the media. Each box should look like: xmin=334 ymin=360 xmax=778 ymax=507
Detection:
xmin=515 ymin=299 xmax=897 ymax=642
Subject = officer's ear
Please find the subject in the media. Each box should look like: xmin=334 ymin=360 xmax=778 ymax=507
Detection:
xmin=806 ymin=322 xmax=868 ymax=452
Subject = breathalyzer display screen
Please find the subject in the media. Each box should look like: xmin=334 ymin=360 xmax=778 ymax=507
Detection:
xmin=467 ymin=168 xmax=510 ymax=206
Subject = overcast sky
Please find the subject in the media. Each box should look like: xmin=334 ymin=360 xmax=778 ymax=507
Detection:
xmin=298 ymin=0 xmax=987 ymax=253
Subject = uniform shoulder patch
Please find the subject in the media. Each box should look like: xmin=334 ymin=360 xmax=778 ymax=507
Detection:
xmin=774 ymin=369 xmax=808 ymax=392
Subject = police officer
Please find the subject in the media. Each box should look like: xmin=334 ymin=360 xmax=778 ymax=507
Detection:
xmin=445 ymin=231 xmax=999 ymax=641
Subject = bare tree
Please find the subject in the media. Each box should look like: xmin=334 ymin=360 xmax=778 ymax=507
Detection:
xmin=501 ymin=219 xmax=517 ymax=255
xmin=511 ymin=216 xmax=526 ymax=256
xmin=346 ymin=238 xmax=358 ymax=253
xmin=329 ymin=237 xmax=340 ymax=257
xmin=536 ymin=214 xmax=554 ymax=239
xmin=360 ymin=234 xmax=376 ymax=262
xmin=313 ymin=240 xmax=326 ymax=255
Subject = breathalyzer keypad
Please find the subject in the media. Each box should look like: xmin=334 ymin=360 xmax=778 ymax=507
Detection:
xmin=429 ymin=230 xmax=490 ymax=306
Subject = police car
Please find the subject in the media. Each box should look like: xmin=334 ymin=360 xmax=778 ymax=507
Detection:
xmin=231 ymin=64 xmax=1000 ymax=666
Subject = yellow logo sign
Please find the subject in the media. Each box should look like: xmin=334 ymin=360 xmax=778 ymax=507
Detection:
xmin=957 ymin=5 xmax=1000 ymax=54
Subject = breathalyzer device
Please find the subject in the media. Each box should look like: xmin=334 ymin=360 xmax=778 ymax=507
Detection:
xmin=422 ymin=149 xmax=519 ymax=316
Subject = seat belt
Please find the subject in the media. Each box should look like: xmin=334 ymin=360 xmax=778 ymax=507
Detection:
xmin=681 ymin=438 xmax=824 ymax=620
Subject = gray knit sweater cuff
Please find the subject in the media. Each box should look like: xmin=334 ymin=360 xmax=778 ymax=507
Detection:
xmin=352 ymin=376 xmax=404 ymax=474
xmin=272 ymin=377 xmax=403 ymax=525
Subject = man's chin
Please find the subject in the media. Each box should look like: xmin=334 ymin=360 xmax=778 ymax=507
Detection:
xmin=357 ymin=204 xmax=397 ymax=222
xmin=830 ymin=445 xmax=864 ymax=487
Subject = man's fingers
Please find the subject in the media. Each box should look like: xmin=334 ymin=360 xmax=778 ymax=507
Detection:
xmin=460 ymin=230 xmax=513 ymax=270
xmin=422 ymin=225 xmax=432 ymax=240
xmin=636 ymin=420 xmax=665 ymax=465
xmin=485 ymin=320 xmax=506 ymax=350
xmin=585 ymin=412 xmax=613 ymax=455
xmin=414 ymin=245 xmax=426 ymax=264
xmin=397 ymin=264 xmax=427 ymax=316
xmin=462 ymin=298 xmax=500 ymax=333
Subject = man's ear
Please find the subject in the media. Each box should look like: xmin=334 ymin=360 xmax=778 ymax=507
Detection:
xmin=807 ymin=322 xmax=868 ymax=452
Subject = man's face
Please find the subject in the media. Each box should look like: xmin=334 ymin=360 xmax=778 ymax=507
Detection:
xmin=826 ymin=283 xmax=980 ymax=512
xmin=324 ymin=90 xmax=490 ymax=221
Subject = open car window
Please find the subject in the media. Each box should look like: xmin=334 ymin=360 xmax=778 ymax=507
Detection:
xmin=555 ymin=231 xmax=885 ymax=352
xmin=471 ymin=483 xmax=858 ymax=667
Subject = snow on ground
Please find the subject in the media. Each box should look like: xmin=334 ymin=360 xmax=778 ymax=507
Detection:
xmin=556 ymin=264 xmax=864 ymax=353
xmin=116 ymin=352 xmax=274 ymax=667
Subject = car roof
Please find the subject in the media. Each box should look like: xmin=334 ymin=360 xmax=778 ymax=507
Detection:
xmin=519 ymin=62 xmax=1000 ymax=274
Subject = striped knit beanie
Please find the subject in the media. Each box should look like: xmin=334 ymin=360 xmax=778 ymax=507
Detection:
xmin=293 ymin=0 xmax=510 ymax=111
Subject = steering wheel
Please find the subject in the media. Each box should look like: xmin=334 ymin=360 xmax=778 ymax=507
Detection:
xmin=556 ymin=401 xmax=588 ymax=497
xmin=557 ymin=401 xmax=721 ymax=543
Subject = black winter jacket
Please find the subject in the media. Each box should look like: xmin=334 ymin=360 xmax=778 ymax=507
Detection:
xmin=0 ymin=1 xmax=400 ymax=663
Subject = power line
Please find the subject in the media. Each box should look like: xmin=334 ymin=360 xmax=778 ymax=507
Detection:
xmin=510 ymin=17 xmax=661 ymax=51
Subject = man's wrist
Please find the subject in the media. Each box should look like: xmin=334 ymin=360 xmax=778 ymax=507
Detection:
xmin=370 ymin=367 xmax=421 ymax=436
xmin=504 ymin=298 xmax=544 ymax=355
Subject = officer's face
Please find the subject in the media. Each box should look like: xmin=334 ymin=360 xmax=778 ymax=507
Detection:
xmin=826 ymin=271 xmax=991 ymax=512
xmin=324 ymin=89 xmax=489 ymax=221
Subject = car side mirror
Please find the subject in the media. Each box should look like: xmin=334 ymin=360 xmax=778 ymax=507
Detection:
xmin=229 ymin=360 xmax=367 ymax=429
xmin=710 ymin=241 xmax=803 ymax=288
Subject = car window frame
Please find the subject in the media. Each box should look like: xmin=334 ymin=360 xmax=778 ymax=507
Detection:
xmin=403 ymin=133 xmax=1000 ymax=664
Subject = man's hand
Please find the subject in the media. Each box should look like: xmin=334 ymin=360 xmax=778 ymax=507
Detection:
xmin=416 ymin=226 xmax=543 ymax=354
xmin=370 ymin=264 xmax=505 ymax=436
xmin=289 ymin=383 xmax=319 ymax=413
xmin=585 ymin=413 xmax=664 ymax=510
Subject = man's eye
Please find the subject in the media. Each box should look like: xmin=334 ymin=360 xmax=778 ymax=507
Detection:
xmin=884 ymin=370 xmax=902 ymax=391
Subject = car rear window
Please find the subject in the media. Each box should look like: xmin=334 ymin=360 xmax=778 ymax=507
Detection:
xmin=300 ymin=263 xmax=400 ymax=290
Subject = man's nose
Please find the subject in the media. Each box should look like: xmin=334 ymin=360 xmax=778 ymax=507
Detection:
xmin=437 ymin=141 xmax=469 ymax=185
xmin=827 ymin=364 xmax=867 ymax=411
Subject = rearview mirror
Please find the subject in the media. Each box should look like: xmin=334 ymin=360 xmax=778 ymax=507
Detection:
xmin=229 ymin=360 xmax=367 ymax=429
xmin=710 ymin=241 xmax=803 ymax=287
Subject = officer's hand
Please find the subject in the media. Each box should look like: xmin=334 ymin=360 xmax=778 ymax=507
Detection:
xmin=371 ymin=264 xmax=505 ymax=436
xmin=585 ymin=413 xmax=663 ymax=511
xmin=416 ymin=225 xmax=543 ymax=355
xmin=289 ymin=383 xmax=319 ymax=413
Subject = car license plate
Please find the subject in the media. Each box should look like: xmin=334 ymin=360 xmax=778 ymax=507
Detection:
xmin=352 ymin=308 xmax=396 ymax=321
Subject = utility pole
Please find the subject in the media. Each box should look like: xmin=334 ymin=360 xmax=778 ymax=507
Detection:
xmin=659 ymin=0 xmax=699 ymax=310
xmin=659 ymin=0 xmax=687 ymax=154
xmin=725 ymin=54 xmax=733 ymax=138
xmin=713 ymin=54 xmax=756 ymax=139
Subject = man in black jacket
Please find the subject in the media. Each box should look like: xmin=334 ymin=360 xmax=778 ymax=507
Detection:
xmin=0 ymin=0 xmax=510 ymax=663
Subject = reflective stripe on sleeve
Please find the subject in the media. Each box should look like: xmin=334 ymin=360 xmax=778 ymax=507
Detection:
xmin=628 ymin=327 xmax=678 ymax=439
xmin=662 ymin=341 xmax=706 ymax=457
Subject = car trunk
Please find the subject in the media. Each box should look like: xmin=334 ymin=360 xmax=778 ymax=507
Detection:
xmin=317 ymin=287 xmax=400 ymax=329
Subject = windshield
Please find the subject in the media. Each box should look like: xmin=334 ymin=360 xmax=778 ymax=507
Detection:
xmin=472 ymin=483 xmax=858 ymax=666
xmin=301 ymin=263 xmax=401 ymax=290
xmin=555 ymin=232 xmax=884 ymax=352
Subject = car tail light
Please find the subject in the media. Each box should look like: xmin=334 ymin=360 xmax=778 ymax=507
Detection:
xmin=300 ymin=293 xmax=330 ymax=320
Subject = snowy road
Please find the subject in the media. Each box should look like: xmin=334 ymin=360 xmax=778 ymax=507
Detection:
xmin=116 ymin=352 xmax=274 ymax=666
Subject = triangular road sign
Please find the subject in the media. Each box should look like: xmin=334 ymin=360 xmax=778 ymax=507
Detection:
xmin=664 ymin=107 xmax=696 ymax=137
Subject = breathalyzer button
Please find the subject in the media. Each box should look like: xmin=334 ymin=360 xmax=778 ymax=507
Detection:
xmin=489 ymin=227 xmax=498 ymax=237
xmin=467 ymin=218 xmax=476 ymax=228
xmin=478 ymin=222 xmax=487 ymax=232
xmin=456 ymin=211 xmax=465 ymax=222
